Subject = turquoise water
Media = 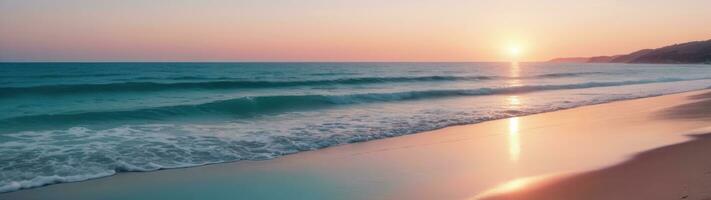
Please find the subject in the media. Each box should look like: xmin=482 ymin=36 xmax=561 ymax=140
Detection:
xmin=1 ymin=62 xmax=711 ymax=192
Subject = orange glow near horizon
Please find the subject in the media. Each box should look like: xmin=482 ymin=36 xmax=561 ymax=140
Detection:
xmin=1 ymin=0 xmax=710 ymax=61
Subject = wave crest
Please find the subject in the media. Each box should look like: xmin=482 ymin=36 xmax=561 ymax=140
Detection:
xmin=0 ymin=71 xmax=615 ymax=97
xmin=0 ymin=76 xmax=496 ymax=97
xmin=0 ymin=77 xmax=699 ymax=133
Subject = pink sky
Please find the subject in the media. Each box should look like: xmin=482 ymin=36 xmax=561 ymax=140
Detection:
xmin=1 ymin=0 xmax=710 ymax=61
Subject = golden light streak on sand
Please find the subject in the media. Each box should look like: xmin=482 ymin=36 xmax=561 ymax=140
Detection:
xmin=507 ymin=117 xmax=521 ymax=162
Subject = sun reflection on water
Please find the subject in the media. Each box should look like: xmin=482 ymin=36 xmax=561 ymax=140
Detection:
xmin=507 ymin=61 xmax=522 ymax=87
xmin=506 ymin=61 xmax=523 ymax=162
xmin=507 ymin=96 xmax=521 ymax=107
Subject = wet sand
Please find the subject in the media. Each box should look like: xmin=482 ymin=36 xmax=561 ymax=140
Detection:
xmin=482 ymin=91 xmax=711 ymax=200
xmin=2 ymin=90 xmax=711 ymax=200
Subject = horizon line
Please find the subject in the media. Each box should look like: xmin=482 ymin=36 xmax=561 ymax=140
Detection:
xmin=0 ymin=60 xmax=542 ymax=63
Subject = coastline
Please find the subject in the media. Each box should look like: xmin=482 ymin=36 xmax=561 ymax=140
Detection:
xmin=480 ymin=90 xmax=711 ymax=200
xmin=2 ymin=89 xmax=711 ymax=200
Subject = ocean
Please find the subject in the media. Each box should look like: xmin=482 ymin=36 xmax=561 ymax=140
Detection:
xmin=1 ymin=62 xmax=711 ymax=192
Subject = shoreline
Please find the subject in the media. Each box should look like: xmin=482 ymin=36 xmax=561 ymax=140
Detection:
xmin=0 ymin=88 xmax=702 ymax=194
xmin=2 ymin=89 xmax=711 ymax=199
xmin=481 ymin=90 xmax=711 ymax=200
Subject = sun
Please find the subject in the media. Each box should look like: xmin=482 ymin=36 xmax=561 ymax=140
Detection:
xmin=508 ymin=46 xmax=522 ymax=57
xmin=502 ymin=39 xmax=527 ymax=61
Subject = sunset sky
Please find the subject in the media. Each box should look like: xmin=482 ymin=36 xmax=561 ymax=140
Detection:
xmin=1 ymin=0 xmax=710 ymax=62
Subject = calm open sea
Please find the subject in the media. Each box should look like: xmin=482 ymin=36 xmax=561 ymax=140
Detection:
xmin=1 ymin=62 xmax=711 ymax=192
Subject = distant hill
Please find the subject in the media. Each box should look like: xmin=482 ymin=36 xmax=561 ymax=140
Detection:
xmin=550 ymin=39 xmax=711 ymax=64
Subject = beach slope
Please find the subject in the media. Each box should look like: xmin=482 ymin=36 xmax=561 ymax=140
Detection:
xmin=483 ymin=91 xmax=711 ymax=200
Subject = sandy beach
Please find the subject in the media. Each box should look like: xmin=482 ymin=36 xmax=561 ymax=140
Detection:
xmin=2 ymin=89 xmax=711 ymax=200
xmin=482 ymin=90 xmax=711 ymax=200
xmin=481 ymin=133 xmax=711 ymax=200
